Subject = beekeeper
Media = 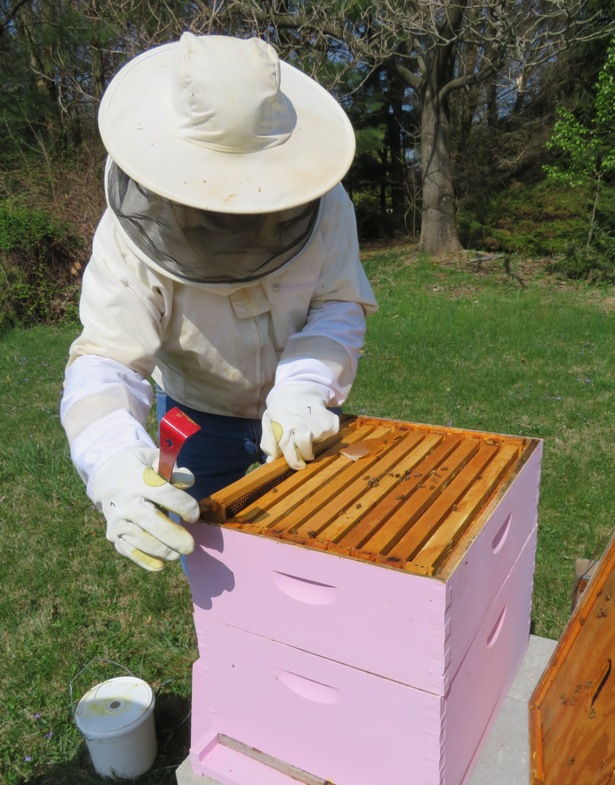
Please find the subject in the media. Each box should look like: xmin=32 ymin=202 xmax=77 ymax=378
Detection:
xmin=60 ymin=33 xmax=377 ymax=572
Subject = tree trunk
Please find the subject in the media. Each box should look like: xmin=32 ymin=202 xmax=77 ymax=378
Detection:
xmin=388 ymin=74 xmax=407 ymax=230
xmin=418 ymin=84 xmax=461 ymax=255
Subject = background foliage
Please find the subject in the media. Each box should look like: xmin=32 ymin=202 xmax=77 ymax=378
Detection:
xmin=2 ymin=2 xmax=615 ymax=320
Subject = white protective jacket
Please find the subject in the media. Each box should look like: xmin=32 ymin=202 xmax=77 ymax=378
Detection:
xmin=61 ymin=182 xmax=378 ymax=492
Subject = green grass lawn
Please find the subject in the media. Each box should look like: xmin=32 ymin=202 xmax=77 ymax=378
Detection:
xmin=1 ymin=247 xmax=614 ymax=783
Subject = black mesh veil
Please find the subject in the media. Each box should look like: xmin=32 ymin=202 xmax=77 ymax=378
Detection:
xmin=106 ymin=161 xmax=320 ymax=284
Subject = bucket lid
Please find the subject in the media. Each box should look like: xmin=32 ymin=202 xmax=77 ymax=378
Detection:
xmin=75 ymin=677 xmax=155 ymax=738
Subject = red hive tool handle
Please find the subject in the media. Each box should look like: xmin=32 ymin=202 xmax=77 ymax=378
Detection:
xmin=158 ymin=407 xmax=201 ymax=482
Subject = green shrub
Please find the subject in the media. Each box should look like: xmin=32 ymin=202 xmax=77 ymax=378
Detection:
xmin=353 ymin=191 xmax=396 ymax=240
xmin=462 ymin=179 xmax=591 ymax=255
xmin=548 ymin=229 xmax=615 ymax=283
xmin=456 ymin=212 xmax=485 ymax=249
xmin=594 ymin=181 xmax=615 ymax=231
xmin=0 ymin=201 xmax=82 ymax=329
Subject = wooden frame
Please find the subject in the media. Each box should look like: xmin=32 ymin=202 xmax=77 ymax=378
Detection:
xmin=198 ymin=414 xmax=535 ymax=576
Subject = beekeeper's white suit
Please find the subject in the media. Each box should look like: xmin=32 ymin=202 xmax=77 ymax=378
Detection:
xmin=60 ymin=33 xmax=377 ymax=572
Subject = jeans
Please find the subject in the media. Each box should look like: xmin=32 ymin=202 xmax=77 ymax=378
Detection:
xmin=156 ymin=387 xmax=267 ymax=501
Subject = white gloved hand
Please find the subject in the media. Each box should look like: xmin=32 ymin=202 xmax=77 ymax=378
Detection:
xmin=260 ymin=384 xmax=340 ymax=470
xmin=89 ymin=446 xmax=201 ymax=572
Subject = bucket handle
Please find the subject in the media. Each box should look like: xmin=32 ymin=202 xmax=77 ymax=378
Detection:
xmin=69 ymin=657 xmax=134 ymax=718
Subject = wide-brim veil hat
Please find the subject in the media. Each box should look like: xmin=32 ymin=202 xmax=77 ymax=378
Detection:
xmin=98 ymin=33 xmax=356 ymax=213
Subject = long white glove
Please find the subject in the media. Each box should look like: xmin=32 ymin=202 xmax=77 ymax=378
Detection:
xmin=89 ymin=446 xmax=201 ymax=572
xmin=260 ymin=383 xmax=340 ymax=470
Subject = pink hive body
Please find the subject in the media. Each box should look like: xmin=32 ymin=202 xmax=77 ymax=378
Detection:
xmin=186 ymin=415 xmax=542 ymax=785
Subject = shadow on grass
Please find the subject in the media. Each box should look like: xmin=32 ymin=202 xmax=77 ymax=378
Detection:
xmin=19 ymin=693 xmax=191 ymax=785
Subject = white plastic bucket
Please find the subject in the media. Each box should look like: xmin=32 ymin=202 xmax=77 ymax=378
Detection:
xmin=73 ymin=670 xmax=157 ymax=779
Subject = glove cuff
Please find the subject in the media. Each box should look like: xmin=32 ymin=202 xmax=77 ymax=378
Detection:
xmin=71 ymin=411 xmax=156 ymax=497
xmin=266 ymin=380 xmax=333 ymax=408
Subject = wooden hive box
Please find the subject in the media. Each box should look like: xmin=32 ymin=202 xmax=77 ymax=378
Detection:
xmin=185 ymin=415 xmax=542 ymax=785
xmin=529 ymin=531 xmax=615 ymax=785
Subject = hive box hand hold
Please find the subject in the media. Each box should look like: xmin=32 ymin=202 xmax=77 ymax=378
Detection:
xmin=187 ymin=415 xmax=543 ymax=785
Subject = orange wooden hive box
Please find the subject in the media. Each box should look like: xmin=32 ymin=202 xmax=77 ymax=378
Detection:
xmin=187 ymin=414 xmax=543 ymax=785
xmin=529 ymin=531 xmax=615 ymax=785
